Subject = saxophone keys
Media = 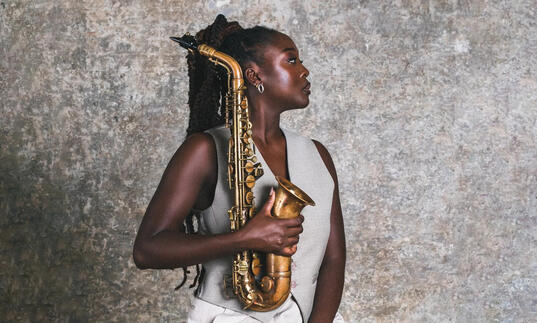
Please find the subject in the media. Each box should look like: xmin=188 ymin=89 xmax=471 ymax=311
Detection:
xmin=240 ymin=98 xmax=248 ymax=109
xmin=240 ymin=123 xmax=250 ymax=130
xmin=228 ymin=208 xmax=236 ymax=231
xmin=253 ymin=163 xmax=264 ymax=178
xmin=237 ymin=260 xmax=249 ymax=275
xmin=243 ymin=147 xmax=253 ymax=157
xmin=260 ymin=276 xmax=274 ymax=293
xmin=244 ymin=161 xmax=254 ymax=173
xmin=244 ymin=175 xmax=255 ymax=189
xmin=245 ymin=191 xmax=254 ymax=204
xmin=255 ymin=169 xmax=264 ymax=178
xmin=251 ymin=257 xmax=262 ymax=276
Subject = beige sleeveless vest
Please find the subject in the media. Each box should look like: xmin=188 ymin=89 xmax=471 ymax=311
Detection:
xmin=196 ymin=126 xmax=334 ymax=323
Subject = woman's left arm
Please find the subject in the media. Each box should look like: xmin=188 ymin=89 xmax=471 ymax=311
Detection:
xmin=308 ymin=140 xmax=346 ymax=323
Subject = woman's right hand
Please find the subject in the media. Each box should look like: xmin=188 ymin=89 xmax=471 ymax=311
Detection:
xmin=238 ymin=188 xmax=304 ymax=257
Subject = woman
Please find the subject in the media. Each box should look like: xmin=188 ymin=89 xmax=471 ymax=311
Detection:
xmin=133 ymin=15 xmax=345 ymax=323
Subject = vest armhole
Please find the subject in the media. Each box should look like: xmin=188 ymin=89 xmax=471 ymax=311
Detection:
xmin=191 ymin=130 xmax=220 ymax=212
xmin=311 ymin=139 xmax=337 ymax=187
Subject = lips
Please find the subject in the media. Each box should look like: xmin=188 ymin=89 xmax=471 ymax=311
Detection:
xmin=303 ymin=82 xmax=311 ymax=94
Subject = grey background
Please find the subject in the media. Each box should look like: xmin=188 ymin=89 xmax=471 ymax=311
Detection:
xmin=1 ymin=0 xmax=536 ymax=322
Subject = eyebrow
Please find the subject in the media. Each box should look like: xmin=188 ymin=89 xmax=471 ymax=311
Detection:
xmin=281 ymin=47 xmax=297 ymax=53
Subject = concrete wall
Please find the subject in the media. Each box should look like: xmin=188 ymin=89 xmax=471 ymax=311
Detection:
xmin=1 ymin=0 xmax=536 ymax=321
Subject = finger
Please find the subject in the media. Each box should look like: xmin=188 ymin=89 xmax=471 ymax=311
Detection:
xmin=286 ymin=226 xmax=303 ymax=237
xmin=289 ymin=244 xmax=297 ymax=254
xmin=260 ymin=188 xmax=276 ymax=215
xmin=281 ymin=245 xmax=297 ymax=256
xmin=286 ymin=236 xmax=299 ymax=246
xmin=283 ymin=216 xmax=304 ymax=227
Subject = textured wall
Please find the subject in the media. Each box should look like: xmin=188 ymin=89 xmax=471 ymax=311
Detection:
xmin=1 ymin=0 xmax=536 ymax=322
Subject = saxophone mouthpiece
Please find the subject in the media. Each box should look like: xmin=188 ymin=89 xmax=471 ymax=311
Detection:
xmin=170 ymin=33 xmax=198 ymax=51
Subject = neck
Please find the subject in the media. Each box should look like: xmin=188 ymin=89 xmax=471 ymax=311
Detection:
xmin=248 ymin=94 xmax=283 ymax=145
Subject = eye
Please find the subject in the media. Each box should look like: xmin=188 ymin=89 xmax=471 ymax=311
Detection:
xmin=287 ymin=57 xmax=303 ymax=64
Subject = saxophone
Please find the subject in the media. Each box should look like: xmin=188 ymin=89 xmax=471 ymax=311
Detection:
xmin=171 ymin=34 xmax=315 ymax=311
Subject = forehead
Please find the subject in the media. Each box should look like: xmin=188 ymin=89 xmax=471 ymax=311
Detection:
xmin=262 ymin=33 xmax=298 ymax=57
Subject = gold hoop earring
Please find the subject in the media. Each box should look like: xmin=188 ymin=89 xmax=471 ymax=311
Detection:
xmin=256 ymin=83 xmax=264 ymax=94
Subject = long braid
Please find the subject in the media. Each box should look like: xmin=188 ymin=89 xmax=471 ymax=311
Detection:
xmin=186 ymin=15 xmax=242 ymax=136
xmin=177 ymin=15 xmax=279 ymax=292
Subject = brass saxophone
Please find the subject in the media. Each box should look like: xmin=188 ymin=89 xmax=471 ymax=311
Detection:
xmin=171 ymin=34 xmax=315 ymax=311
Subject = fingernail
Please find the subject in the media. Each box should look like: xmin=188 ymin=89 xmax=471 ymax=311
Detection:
xmin=270 ymin=188 xmax=274 ymax=196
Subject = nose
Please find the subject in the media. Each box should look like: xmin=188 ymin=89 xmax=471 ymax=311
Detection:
xmin=300 ymin=63 xmax=309 ymax=78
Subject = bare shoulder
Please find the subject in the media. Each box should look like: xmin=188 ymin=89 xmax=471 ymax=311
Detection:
xmin=312 ymin=140 xmax=337 ymax=182
xmin=170 ymin=132 xmax=216 ymax=163
xmin=164 ymin=132 xmax=217 ymax=181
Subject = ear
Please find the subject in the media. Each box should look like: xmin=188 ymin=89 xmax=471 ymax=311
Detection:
xmin=244 ymin=66 xmax=261 ymax=87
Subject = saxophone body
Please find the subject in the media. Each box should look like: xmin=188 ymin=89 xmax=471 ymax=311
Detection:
xmin=171 ymin=34 xmax=315 ymax=311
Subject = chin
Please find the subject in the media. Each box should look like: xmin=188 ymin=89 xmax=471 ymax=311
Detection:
xmin=298 ymin=103 xmax=309 ymax=109
xmin=287 ymin=102 xmax=309 ymax=111
xmin=282 ymin=97 xmax=310 ymax=111
xmin=295 ymin=94 xmax=310 ymax=109
xmin=298 ymin=98 xmax=310 ymax=109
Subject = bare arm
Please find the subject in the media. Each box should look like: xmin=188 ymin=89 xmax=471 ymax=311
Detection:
xmin=133 ymin=133 xmax=304 ymax=269
xmin=308 ymin=140 xmax=346 ymax=323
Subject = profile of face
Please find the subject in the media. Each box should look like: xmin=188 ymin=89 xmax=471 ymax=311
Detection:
xmin=246 ymin=33 xmax=311 ymax=111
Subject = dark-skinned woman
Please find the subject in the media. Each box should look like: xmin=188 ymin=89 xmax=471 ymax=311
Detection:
xmin=133 ymin=15 xmax=346 ymax=323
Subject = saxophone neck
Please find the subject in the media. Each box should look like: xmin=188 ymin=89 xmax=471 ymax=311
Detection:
xmin=171 ymin=34 xmax=246 ymax=92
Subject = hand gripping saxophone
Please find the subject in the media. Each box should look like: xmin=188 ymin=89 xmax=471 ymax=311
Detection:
xmin=171 ymin=34 xmax=315 ymax=311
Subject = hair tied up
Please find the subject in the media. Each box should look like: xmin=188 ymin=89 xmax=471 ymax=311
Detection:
xmin=185 ymin=14 xmax=279 ymax=136
xmin=196 ymin=14 xmax=243 ymax=50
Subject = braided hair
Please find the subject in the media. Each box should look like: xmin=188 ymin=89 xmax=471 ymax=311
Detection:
xmin=185 ymin=14 xmax=279 ymax=136
xmin=177 ymin=15 xmax=280 ymax=292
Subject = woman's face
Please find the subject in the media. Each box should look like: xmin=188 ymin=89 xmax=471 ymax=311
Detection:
xmin=256 ymin=33 xmax=311 ymax=110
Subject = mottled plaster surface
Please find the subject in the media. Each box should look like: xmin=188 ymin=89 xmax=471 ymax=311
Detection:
xmin=1 ymin=0 xmax=536 ymax=322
